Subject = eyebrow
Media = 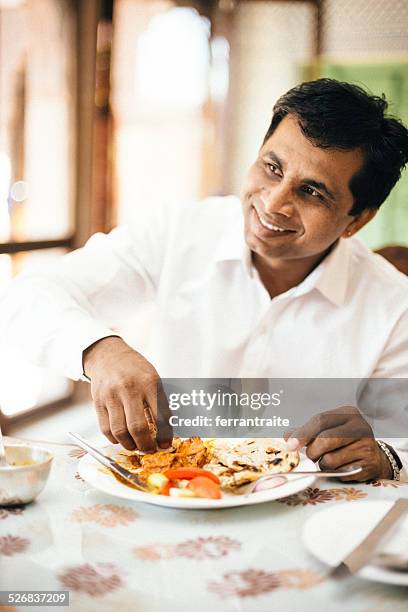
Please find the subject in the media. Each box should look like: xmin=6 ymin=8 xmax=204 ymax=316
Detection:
xmin=263 ymin=150 xmax=337 ymax=202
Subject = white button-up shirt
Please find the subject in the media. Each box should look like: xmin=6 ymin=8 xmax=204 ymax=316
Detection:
xmin=2 ymin=196 xmax=408 ymax=477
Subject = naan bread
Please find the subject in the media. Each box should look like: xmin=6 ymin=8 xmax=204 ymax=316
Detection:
xmin=205 ymin=438 xmax=300 ymax=492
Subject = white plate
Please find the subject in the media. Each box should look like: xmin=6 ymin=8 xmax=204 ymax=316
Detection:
xmin=78 ymin=443 xmax=317 ymax=510
xmin=302 ymin=500 xmax=408 ymax=585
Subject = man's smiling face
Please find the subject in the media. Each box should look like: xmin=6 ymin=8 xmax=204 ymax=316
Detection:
xmin=241 ymin=114 xmax=372 ymax=264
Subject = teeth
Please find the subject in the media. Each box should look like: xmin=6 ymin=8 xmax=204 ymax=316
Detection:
xmin=258 ymin=213 xmax=288 ymax=232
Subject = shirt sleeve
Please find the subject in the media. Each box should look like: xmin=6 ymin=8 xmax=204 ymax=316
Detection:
xmin=364 ymin=309 xmax=408 ymax=482
xmin=0 ymin=203 xmax=175 ymax=381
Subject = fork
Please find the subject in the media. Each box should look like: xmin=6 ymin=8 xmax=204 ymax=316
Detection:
xmin=245 ymin=466 xmax=363 ymax=495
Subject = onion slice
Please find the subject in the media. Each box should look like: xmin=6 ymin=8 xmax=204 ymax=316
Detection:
xmin=252 ymin=476 xmax=288 ymax=493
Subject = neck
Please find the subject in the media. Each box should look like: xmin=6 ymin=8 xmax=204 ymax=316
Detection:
xmin=253 ymin=247 xmax=333 ymax=299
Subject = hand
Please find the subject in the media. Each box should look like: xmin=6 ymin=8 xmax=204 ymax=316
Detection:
xmin=284 ymin=406 xmax=393 ymax=482
xmin=83 ymin=336 xmax=172 ymax=452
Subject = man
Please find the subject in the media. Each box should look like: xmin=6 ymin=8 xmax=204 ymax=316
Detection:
xmin=2 ymin=79 xmax=408 ymax=481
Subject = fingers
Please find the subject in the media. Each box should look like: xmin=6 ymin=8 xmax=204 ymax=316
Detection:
xmin=305 ymin=424 xmax=367 ymax=462
xmin=123 ymin=398 xmax=156 ymax=453
xmin=315 ymin=440 xmax=363 ymax=471
xmin=285 ymin=407 xmax=363 ymax=451
xmin=145 ymin=382 xmax=173 ymax=449
xmin=94 ymin=403 xmax=116 ymax=445
xmin=100 ymin=395 xmax=160 ymax=453
xmin=106 ymin=397 xmax=137 ymax=450
xmin=93 ymin=382 xmax=168 ymax=452
xmin=283 ymin=428 xmax=296 ymax=443
xmin=314 ymin=438 xmax=382 ymax=482
xmin=335 ymin=438 xmax=383 ymax=482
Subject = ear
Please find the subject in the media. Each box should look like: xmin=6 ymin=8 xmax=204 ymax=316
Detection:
xmin=342 ymin=208 xmax=377 ymax=238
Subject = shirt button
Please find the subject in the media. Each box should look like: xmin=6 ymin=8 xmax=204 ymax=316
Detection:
xmin=259 ymin=324 xmax=268 ymax=335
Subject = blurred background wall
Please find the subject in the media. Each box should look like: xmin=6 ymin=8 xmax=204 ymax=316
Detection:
xmin=1 ymin=0 xmax=408 ymax=424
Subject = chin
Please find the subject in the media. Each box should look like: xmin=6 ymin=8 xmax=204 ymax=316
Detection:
xmin=246 ymin=231 xmax=289 ymax=257
xmin=250 ymin=243 xmax=292 ymax=262
xmin=260 ymin=247 xmax=294 ymax=260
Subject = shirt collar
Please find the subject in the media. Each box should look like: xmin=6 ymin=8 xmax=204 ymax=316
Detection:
xmin=314 ymin=238 xmax=351 ymax=306
xmin=285 ymin=238 xmax=351 ymax=306
xmin=214 ymin=212 xmax=351 ymax=306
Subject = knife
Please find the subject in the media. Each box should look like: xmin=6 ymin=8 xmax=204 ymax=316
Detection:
xmin=330 ymin=498 xmax=408 ymax=579
xmin=68 ymin=431 xmax=148 ymax=492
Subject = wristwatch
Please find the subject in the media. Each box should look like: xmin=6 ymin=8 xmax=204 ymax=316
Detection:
xmin=377 ymin=440 xmax=402 ymax=481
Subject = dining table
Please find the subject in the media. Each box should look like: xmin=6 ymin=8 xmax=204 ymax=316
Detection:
xmin=1 ymin=434 xmax=407 ymax=612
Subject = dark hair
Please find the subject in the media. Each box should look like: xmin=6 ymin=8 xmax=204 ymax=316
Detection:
xmin=263 ymin=78 xmax=408 ymax=215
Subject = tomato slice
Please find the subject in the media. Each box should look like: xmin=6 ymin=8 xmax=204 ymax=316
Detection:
xmin=160 ymin=480 xmax=174 ymax=496
xmin=163 ymin=467 xmax=220 ymax=484
xmin=187 ymin=476 xmax=222 ymax=499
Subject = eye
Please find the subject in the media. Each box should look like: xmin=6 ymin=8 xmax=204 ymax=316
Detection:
xmin=265 ymin=162 xmax=282 ymax=177
xmin=302 ymin=185 xmax=323 ymax=199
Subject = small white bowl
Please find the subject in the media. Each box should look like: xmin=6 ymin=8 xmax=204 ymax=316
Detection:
xmin=0 ymin=445 xmax=53 ymax=506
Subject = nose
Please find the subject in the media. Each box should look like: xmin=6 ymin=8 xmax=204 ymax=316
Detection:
xmin=260 ymin=184 xmax=293 ymax=218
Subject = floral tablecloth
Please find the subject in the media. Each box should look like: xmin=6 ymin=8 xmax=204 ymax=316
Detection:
xmin=1 ymin=436 xmax=408 ymax=612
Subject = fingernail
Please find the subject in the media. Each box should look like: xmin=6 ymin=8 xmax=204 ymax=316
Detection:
xmin=286 ymin=437 xmax=300 ymax=451
xmin=158 ymin=441 xmax=171 ymax=449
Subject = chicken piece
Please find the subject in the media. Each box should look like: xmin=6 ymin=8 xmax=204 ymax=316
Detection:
xmin=122 ymin=437 xmax=209 ymax=480
xmin=141 ymin=451 xmax=176 ymax=473
xmin=173 ymin=437 xmax=208 ymax=468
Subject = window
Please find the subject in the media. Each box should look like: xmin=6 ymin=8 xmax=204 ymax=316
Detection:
xmin=111 ymin=2 xmax=230 ymax=225
xmin=0 ymin=0 xmax=77 ymax=419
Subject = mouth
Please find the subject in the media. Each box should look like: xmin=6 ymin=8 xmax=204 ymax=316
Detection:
xmin=252 ymin=207 xmax=297 ymax=238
